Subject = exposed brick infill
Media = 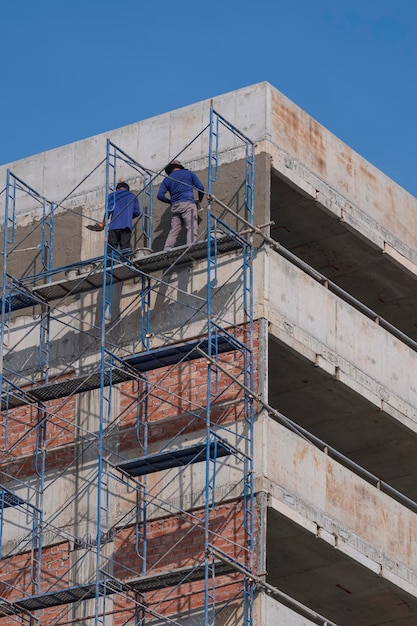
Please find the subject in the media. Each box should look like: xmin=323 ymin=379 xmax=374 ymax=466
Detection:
xmin=0 ymin=323 xmax=259 ymax=624
xmin=0 ymin=541 xmax=70 ymax=604
xmin=0 ymin=393 xmax=76 ymax=460
xmin=114 ymin=499 xmax=253 ymax=580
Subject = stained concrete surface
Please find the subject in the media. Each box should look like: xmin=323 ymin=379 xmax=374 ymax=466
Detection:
xmin=268 ymin=334 xmax=417 ymax=502
xmin=267 ymin=507 xmax=417 ymax=626
xmin=271 ymin=173 xmax=417 ymax=343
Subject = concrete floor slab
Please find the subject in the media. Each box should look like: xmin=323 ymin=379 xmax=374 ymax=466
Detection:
xmin=267 ymin=506 xmax=417 ymax=626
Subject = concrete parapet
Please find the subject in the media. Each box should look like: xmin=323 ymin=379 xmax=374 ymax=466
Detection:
xmin=266 ymin=246 xmax=417 ymax=432
xmin=263 ymin=416 xmax=417 ymax=596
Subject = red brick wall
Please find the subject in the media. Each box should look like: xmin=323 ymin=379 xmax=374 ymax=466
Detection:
xmin=0 ymin=541 xmax=70 ymax=602
xmin=114 ymin=500 xmax=251 ymax=579
xmin=0 ymin=322 xmax=259 ymax=625
xmin=0 ymin=394 xmax=76 ymax=483
xmin=119 ymin=323 xmax=258 ymax=453
xmin=110 ymin=498 xmax=257 ymax=622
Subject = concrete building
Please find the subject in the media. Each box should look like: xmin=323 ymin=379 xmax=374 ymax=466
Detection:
xmin=1 ymin=81 xmax=417 ymax=626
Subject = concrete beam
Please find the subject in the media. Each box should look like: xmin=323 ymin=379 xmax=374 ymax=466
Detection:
xmin=266 ymin=246 xmax=417 ymax=434
xmin=263 ymin=416 xmax=417 ymax=597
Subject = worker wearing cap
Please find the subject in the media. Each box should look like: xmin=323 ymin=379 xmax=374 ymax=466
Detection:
xmin=157 ymin=160 xmax=204 ymax=250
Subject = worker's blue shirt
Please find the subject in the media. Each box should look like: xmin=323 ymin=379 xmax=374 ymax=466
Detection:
xmin=107 ymin=189 xmax=140 ymax=231
xmin=157 ymin=169 xmax=204 ymax=205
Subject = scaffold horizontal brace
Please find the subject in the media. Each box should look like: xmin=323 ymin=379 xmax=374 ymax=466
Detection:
xmin=2 ymin=335 xmax=237 ymax=409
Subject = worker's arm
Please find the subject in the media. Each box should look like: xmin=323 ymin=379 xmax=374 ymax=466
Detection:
xmin=157 ymin=180 xmax=171 ymax=204
xmin=98 ymin=193 xmax=115 ymax=229
xmin=191 ymin=172 xmax=205 ymax=203
xmin=133 ymin=196 xmax=141 ymax=218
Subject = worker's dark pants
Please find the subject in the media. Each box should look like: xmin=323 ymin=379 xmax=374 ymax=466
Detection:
xmin=108 ymin=227 xmax=132 ymax=252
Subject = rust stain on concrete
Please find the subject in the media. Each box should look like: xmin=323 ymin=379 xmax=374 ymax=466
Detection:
xmin=271 ymin=91 xmax=327 ymax=177
xmin=326 ymin=462 xmax=348 ymax=511
xmin=334 ymin=148 xmax=355 ymax=194
xmin=271 ymin=90 xmax=300 ymax=156
xmin=358 ymin=163 xmax=378 ymax=191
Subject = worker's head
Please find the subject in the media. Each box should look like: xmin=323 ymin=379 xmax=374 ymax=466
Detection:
xmin=165 ymin=160 xmax=185 ymax=176
xmin=116 ymin=182 xmax=130 ymax=191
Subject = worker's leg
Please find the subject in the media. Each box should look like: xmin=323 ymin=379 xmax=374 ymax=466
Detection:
xmin=107 ymin=229 xmax=121 ymax=260
xmin=119 ymin=228 xmax=132 ymax=252
xmin=164 ymin=207 xmax=182 ymax=250
xmin=182 ymin=202 xmax=198 ymax=245
xmin=108 ymin=229 xmax=120 ymax=248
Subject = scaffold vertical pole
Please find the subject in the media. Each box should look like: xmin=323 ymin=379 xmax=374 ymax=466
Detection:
xmin=207 ymin=104 xmax=256 ymax=626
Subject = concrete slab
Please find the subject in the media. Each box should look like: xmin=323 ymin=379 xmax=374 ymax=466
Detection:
xmin=263 ymin=418 xmax=417 ymax=579
xmin=266 ymin=247 xmax=417 ymax=435
xmin=268 ymin=335 xmax=417 ymax=500
xmin=271 ymin=173 xmax=417 ymax=342
xmin=267 ymin=504 xmax=417 ymax=626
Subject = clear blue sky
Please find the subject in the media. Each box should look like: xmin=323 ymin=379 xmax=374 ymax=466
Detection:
xmin=1 ymin=0 xmax=416 ymax=196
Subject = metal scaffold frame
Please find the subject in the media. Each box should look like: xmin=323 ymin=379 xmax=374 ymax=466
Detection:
xmin=0 ymin=106 xmax=257 ymax=626
xmin=0 ymin=174 xmax=55 ymax=616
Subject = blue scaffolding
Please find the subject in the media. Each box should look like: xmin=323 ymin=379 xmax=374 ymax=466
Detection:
xmin=0 ymin=106 xmax=256 ymax=626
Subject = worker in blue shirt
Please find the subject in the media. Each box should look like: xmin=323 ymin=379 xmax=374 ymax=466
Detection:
xmin=99 ymin=182 xmax=141 ymax=251
xmin=157 ymin=160 xmax=204 ymax=250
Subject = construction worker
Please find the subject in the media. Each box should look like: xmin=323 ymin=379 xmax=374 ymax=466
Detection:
xmin=157 ymin=160 xmax=204 ymax=250
xmin=99 ymin=182 xmax=140 ymax=251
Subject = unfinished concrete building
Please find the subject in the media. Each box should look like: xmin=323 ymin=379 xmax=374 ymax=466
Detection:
xmin=1 ymin=81 xmax=417 ymax=626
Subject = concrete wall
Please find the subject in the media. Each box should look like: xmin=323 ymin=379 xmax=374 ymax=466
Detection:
xmin=3 ymin=249 xmax=260 ymax=383
xmin=262 ymin=416 xmax=417 ymax=596
xmin=2 ymin=78 xmax=415 ymax=274
xmin=265 ymin=246 xmax=417 ymax=433
xmin=0 ymin=83 xmax=270 ymax=218
xmin=264 ymin=83 xmax=417 ymax=268
xmin=1 ymin=152 xmax=270 ymax=288
xmin=257 ymin=593 xmax=319 ymax=626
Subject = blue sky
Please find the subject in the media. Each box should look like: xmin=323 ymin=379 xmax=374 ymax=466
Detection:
xmin=1 ymin=0 xmax=416 ymax=196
